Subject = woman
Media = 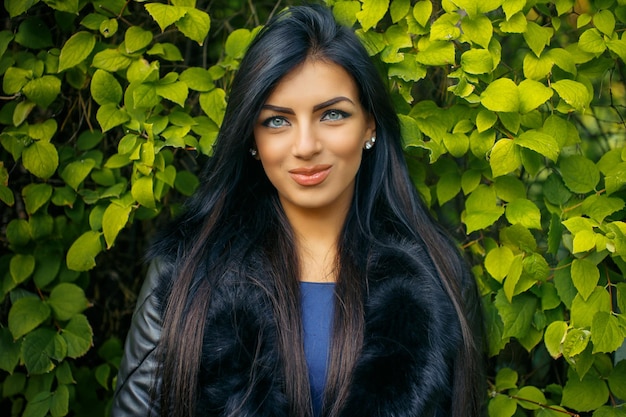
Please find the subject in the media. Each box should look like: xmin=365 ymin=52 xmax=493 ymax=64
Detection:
xmin=112 ymin=5 xmax=483 ymax=417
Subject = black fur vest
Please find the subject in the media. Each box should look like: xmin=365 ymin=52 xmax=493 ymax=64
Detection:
xmin=195 ymin=236 xmax=461 ymax=417
xmin=111 ymin=238 xmax=464 ymax=417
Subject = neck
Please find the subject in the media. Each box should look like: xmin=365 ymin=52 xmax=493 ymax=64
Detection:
xmin=282 ymin=204 xmax=349 ymax=283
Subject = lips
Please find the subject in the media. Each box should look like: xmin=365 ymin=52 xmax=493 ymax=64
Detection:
xmin=288 ymin=165 xmax=332 ymax=186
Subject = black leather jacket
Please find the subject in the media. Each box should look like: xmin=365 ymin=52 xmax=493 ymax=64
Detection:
xmin=112 ymin=240 xmax=466 ymax=417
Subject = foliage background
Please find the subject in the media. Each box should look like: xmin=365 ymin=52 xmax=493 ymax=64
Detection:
xmin=1 ymin=0 xmax=626 ymax=416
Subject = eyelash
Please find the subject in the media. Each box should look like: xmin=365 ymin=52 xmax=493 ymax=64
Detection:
xmin=261 ymin=109 xmax=351 ymax=128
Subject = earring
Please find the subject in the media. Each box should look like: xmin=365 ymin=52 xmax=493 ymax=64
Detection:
xmin=249 ymin=148 xmax=258 ymax=157
xmin=364 ymin=136 xmax=376 ymax=150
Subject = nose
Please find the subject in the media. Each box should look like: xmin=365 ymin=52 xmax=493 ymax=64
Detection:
xmin=292 ymin=123 xmax=321 ymax=159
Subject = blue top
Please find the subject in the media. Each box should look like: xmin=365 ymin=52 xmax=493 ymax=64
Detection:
xmin=300 ymin=281 xmax=335 ymax=417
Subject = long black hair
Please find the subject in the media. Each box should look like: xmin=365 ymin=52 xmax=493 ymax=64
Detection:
xmin=151 ymin=5 xmax=483 ymax=417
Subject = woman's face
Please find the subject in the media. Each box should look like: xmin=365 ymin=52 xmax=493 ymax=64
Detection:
xmin=253 ymin=59 xmax=375 ymax=219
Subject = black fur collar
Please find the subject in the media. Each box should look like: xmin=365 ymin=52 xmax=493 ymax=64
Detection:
xmin=192 ymin=241 xmax=461 ymax=417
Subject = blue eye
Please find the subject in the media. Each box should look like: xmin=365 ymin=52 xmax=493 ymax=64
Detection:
xmin=322 ymin=110 xmax=349 ymax=121
xmin=263 ymin=116 xmax=289 ymax=128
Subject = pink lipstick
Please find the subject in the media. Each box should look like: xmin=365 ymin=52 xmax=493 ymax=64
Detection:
xmin=288 ymin=165 xmax=332 ymax=186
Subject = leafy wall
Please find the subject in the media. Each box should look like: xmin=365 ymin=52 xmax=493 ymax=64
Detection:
xmin=1 ymin=0 xmax=626 ymax=416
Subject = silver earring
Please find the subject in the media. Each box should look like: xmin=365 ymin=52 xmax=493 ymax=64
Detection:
xmin=249 ymin=148 xmax=258 ymax=157
xmin=364 ymin=136 xmax=376 ymax=150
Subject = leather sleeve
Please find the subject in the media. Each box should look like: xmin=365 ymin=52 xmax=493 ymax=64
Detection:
xmin=111 ymin=259 xmax=169 ymax=417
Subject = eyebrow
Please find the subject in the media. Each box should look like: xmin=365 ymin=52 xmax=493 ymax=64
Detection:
xmin=261 ymin=96 xmax=355 ymax=114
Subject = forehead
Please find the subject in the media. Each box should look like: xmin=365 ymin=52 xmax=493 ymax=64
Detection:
xmin=265 ymin=59 xmax=360 ymax=104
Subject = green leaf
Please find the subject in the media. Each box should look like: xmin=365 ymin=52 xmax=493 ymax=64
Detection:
xmin=516 ymin=386 xmax=547 ymax=410
xmin=225 ymin=28 xmax=252 ymax=59
xmin=90 ymin=70 xmax=123 ymax=105
xmin=571 ymin=258 xmax=599 ymax=301
xmin=132 ymin=83 xmax=160 ymax=109
xmin=607 ymin=38 xmax=626 ymax=62
xmin=505 ymin=198 xmax=541 ymax=229
xmin=48 ymin=283 xmax=89 ymax=321
xmin=3 ymin=67 xmax=32 ymax=95
xmin=502 ymin=0 xmax=525 ymax=19
xmin=10 ymin=253 xmax=35 ymax=284
xmin=22 ymin=328 xmax=67 ymax=374
xmin=476 ymin=110 xmax=497 ymax=133
xmin=415 ymin=40 xmax=455 ymax=65
xmin=50 ymin=384 xmax=69 ymax=417
xmin=22 ymin=183 xmax=53 ymax=214
xmin=23 ymin=391 xmax=52 ymax=417
xmin=571 ymin=287 xmax=611 ymax=328
xmin=608 ymin=360 xmax=626 ymax=401
xmin=29 ymin=119 xmax=57 ymax=142
xmin=494 ymin=176 xmax=526 ymax=202
xmin=176 ymin=8 xmax=210 ymax=45
xmin=6 ymin=0 xmax=39 ymax=17
xmin=96 ymin=103 xmax=130 ymax=132
xmin=461 ymin=48 xmax=494 ymax=74
xmin=60 ymin=314 xmax=93 ymax=358
xmin=12 ymin=100 xmax=36 ymax=126
xmin=102 ymin=202 xmax=132 ymax=249
xmin=125 ymin=26 xmax=153 ymax=53
xmin=502 ymin=254 xmax=523 ymax=302
xmin=145 ymin=3 xmax=187 ymax=32
xmin=515 ymin=130 xmax=559 ymax=162
xmin=0 ymin=328 xmax=21 ymax=372
xmin=594 ymin=9 xmax=615 ymax=36
xmin=66 ymin=231 xmax=103 ymax=272
xmin=9 ymin=297 xmax=51 ymax=340
xmin=579 ymin=28 xmax=606 ymax=54
xmin=58 ymin=32 xmax=96 ymax=73
xmin=22 ymin=141 xmax=59 ymax=180
xmin=442 ymin=132 xmax=469 ymax=157
xmin=199 ymin=88 xmax=226 ymax=126
xmin=22 ymin=76 xmax=61 ymax=108
xmin=436 ymin=171 xmax=461 ymax=204
xmin=147 ymin=42 xmax=184 ymax=61
xmin=481 ymin=78 xmax=519 ymax=112
xmin=488 ymin=394 xmax=517 ymax=417
xmin=551 ymin=79 xmax=590 ymax=112
xmin=563 ymin=328 xmax=590 ymax=358
xmin=490 ymin=139 xmax=521 ymax=177
xmin=155 ymin=80 xmax=188 ymax=107
xmin=430 ymin=12 xmax=461 ymax=41
xmin=60 ymin=159 xmax=96 ymax=191
xmin=99 ymin=18 xmax=118 ymax=38
xmin=500 ymin=11 xmax=527 ymax=33
xmin=92 ymin=48 xmax=133 ymax=72
xmin=591 ymin=312 xmax=623 ymax=353
xmin=333 ymin=1 xmax=362 ymax=27
xmin=357 ymin=0 xmax=389 ymax=31
xmin=545 ymin=321 xmax=568 ymax=358
xmin=494 ymin=290 xmax=537 ymax=339
xmin=562 ymin=368 xmax=609 ymax=411
xmin=174 ymin=170 xmax=199 ymax=196
xmin=495 ymin=367 xmax=518 ymax=391
xmin=461 ymin=15 xmax=492 ymax=48
xmin=80 ymin=13 xmax=107 ymax=30
xmin=572 ymin=229 xmax=597 ymax=253
xmin=389 ymin=0 xmax=410 ymax=22
xmin=560 ymin=155 xmax=600 ymax=193
xmin=518 ymin=79 xmax=552 ymax=113
xmin=180 ymin=67 xmax=213 ymax=92
xmin=132 ymin=175 xmax=156 ymax=208
xmin=485 ymin=246 xmax=515 ymax=283
xmin=523 ymin=21 xmax=553 ymax=57
xmin=464 ymin=185 xmax=504 ymax=233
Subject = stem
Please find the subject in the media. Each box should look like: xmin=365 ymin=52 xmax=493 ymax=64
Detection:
xmin=509 ymin=394 xmax=580 ymax=417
